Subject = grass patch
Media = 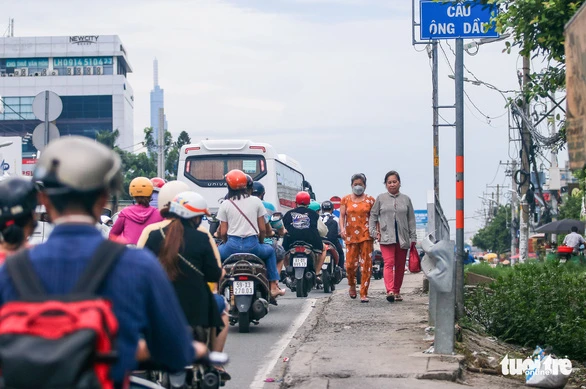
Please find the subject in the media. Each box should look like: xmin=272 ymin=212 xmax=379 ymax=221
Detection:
xmin=465 ymin=262 xmax=512 ymax=280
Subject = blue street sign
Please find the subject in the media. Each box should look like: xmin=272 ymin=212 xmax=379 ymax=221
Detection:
xmin=420 ymin=1 xmax=499 ymax=40
xmin=415 ymin=210 xmax=428 ymax=228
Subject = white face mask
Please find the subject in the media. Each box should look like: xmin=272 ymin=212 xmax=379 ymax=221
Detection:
xmin=352 ymin=185 xmax=365 ymax=195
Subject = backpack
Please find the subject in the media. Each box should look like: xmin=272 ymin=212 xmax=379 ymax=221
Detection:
xmin=0 ymin=240 xmax=126 ymax=389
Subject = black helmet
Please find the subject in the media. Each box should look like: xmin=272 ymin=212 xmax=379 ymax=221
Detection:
xmin=245 ymin=174 xmax=253 ymax=190
xmin=252 ymin=181 xmax=265 ymax=196
xmin=321 ymin=200 xmax=334 ymax=212
xmin=0 ymin=177 xmax=37 ymax=226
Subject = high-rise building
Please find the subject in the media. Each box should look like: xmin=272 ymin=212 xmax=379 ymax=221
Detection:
xmin=150 ymin=58 xmax=167 ymax=140
xmin=0 ymin=35 xmax=134 ymax=152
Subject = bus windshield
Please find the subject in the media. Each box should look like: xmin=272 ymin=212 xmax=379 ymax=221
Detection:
xmin=184 ymin=155 xmax=267 ymax=186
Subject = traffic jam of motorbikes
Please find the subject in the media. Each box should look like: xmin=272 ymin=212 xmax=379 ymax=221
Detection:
xmin=0 ymin=137 xmax=420 ymax=389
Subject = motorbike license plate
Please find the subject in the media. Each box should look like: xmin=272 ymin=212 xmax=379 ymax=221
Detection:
xmin=233 ymin=281 xmax=254 ymax=295
xmin=324 ymin=255 xmax=331 ymax=264
xmin=293 ymin=257 xmax=307 ymax=267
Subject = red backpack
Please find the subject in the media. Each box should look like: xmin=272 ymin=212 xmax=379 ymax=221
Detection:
xmin=0 ymin=240 xmax=125 ymax=389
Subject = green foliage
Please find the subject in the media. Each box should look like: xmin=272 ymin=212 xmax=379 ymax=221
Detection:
xmin=472 ymin=205 xmax=512 ymax=254
xmin=96 ymin=129 xmax=120 ymax=149
xmin=465 ymin=262 xmax=513 ymax=280
xmin=466 ymin=261 xmax=586 ymax=360
xmin=559 ymin=192 xmax=583 ymax=220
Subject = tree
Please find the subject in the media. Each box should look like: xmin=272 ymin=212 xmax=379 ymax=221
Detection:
xmin=96 ymin=129 xmax=120 ymax=149
xmin=472 ymin=205 xmax=512 ymax=254
xmin=483 ymin=0 xmax=585 ymax=100
xmin=175 ymin=131 xmax=191 ymax=150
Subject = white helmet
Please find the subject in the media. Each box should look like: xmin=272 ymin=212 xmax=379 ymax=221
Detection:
xmin=169 ymin=191 xmax=209 ymax=219
xmin=157 ymin=181 xmax=190 ymax=211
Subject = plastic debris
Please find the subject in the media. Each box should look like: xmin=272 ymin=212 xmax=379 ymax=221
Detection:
xmin=264 ymin=378 xmax=275 ymax=382
xmin=283 ymin=357 xmax=289 ymax=362
xmin=344 ymin=326 xmax=351 ymax=330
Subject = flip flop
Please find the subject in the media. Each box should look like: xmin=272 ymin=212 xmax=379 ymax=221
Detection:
xmin=349 ymin=286 xmax=357 ymax=299
xmin=395 ymin=294 xmax=403 ymax=301
xmin=360 ymin=298 xmax=369 ymax=303
xmin=386 ymin=292 xmax=395 ymax=303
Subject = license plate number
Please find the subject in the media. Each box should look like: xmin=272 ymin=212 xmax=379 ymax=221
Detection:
xmin=324 ymin=255 xmax=331 ymax=264
xmin=293 ymin=257 xmax=307 ymax=267
xmin=234 ymin=281 xmax=254 ymax=295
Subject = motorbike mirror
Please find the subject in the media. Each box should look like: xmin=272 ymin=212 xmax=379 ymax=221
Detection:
xmin=270 ymin=212 xmax=283 ymax=222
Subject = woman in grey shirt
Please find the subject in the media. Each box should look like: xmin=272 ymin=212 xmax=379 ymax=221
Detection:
xmin=369 ymin=171 xmax=416 ymax=302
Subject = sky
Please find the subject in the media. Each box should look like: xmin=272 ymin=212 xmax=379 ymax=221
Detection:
xmin=5 ymin=0 xmax=567 ymax=240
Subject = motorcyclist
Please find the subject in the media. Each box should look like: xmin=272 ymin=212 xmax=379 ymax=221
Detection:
xmin=109 ymin=177 xmax=164 ymax=245
xmin=282 ymin=191 xmax=328 ymax=282
xmin=149 ymin=177 xmax=166 ymax=208
xmin=0 ymin=177 xmax=38 ymax=264
xmin=217 ymin=169 xmax=285 ymax=299
xmin=320 ymin=200 xmax=345 ymax=270
xmin=97 ymin=215 xmax=113 ymax=238
xmin=251 ymin=181 xmax=286 ymax=240
xmin=0 ymin=136 xmax=204 ymax=387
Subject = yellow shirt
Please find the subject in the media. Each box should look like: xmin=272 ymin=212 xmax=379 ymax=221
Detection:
xmin=137 ymin=220 xmax=222 ymax=292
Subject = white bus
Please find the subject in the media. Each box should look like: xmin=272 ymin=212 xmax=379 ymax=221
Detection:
xmin=177 ymin=139 xmax=309 ymax=215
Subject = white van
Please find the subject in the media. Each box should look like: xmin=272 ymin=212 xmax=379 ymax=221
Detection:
xmin=177 ymin=139 xmax=308 ymax=215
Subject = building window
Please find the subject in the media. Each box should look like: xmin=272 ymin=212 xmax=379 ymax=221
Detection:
xmin=0 ymin=97 xmax=35 ymax=120
xmin=59 ymin=95 xmax=113 ymax=119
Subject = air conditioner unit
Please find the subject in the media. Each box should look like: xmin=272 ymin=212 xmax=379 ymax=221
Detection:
xmin=0 ymin=73 xmax=6 ymax=77
xmin=13 ymin=68 xmax=20 ymax=77
xmin=50 ymin=69 xmax=59 ymax=76
xmin=41 ymin=68 xmax=48 ymax=76
xmin=84 ymin=66 xmax=93 ymax=75
xmin=33 ymin=72 xmax=41 ymax=76
xmin=7 ymin=73 xmax=14 ymax=77
xmin=74 ymin=66 xmax=83 ymax=76
xmin=20 ymin=68 xmax=28 ymax=77
xmin=66 ymin=67 xmax=74 ymax=76
xmin=95 ymin=66 xmax=103 ymax=75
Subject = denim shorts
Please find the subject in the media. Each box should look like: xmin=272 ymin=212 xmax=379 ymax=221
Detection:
xmin=214 ymin=293 xmax=227 ymax=315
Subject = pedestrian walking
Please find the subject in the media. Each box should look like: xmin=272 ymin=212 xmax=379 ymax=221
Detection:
xmin=369 ymin=171 xmax=417 ymax=302
xmin=339 ymin=173 xmax=375 ymax=303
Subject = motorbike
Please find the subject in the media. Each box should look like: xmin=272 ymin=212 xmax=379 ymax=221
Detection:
xmin=372 ymin=249 xmax=384 ymax=279
xmin=219 ymin=253 xmax=270 ymax=333
xmin=317 ymin=240 xmax=343 ymax=293
xmin=130 ymin=351 xmax=229 ymax=389
xmin=285 ymin=241 xmax=316 ymax=298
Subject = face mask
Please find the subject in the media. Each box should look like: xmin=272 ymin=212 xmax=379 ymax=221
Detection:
xmin=352 ymin=185 xmax=365 ymax=195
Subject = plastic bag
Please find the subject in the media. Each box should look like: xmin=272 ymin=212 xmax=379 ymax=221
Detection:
xmin=525 ymin=346 xmax=571 ymax=388
xmin=408 ymin=242 xmax=421 ymax=273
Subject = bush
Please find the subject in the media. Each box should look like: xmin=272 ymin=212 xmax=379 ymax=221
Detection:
xmin=465 ymin=262 xmax=513 ymax=280
xmin=466 ymin=261 xmax=586 ymax=360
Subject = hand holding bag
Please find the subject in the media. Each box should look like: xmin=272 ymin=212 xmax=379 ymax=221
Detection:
xmin=408 ymin=242 xmax=422 ymax=273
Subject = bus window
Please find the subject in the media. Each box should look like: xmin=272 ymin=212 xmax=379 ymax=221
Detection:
xmin=184 ymin=155 xmax=267 ymax=186
xmin=275 ymin=160 xmax=304 ymax=209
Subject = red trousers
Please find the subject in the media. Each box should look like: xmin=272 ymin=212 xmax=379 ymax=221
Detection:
xmin=346 ymin=240 xmax=373 ymax=299
xmin=380 ymin=244 xmax=408 ymax=294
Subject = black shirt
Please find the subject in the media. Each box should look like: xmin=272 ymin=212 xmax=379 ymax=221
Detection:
xmin=283 ymin=207 xmax=323 ymax=250
xmin=145 ymin=222 xmax=223 ymax=329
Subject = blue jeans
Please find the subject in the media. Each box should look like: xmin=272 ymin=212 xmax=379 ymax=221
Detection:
xmin=219 ymin=236 xmax=279 ymax=282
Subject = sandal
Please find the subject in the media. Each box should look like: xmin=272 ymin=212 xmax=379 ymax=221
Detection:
xmin=349 ymin=286 xmax=357 ymax=299
xmin=215 ymin=366 xmax=232 ymax=382
xmin=395 ymin=294 xmax=403 ymax=301
xmin=386 ymin=292 xmax=395 ymax=303
xmin=360 ymin=297 xmax=369 ymax=303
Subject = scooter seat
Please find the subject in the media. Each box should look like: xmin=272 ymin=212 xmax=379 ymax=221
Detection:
xmin=223 ymin=253 xmax=266 ymax=267
xmin=291 ymin=241 xmax=314 ymax=249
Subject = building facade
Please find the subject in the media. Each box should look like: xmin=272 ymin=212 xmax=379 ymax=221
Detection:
xmin=0 ymin=35 xmax=134 ymax=153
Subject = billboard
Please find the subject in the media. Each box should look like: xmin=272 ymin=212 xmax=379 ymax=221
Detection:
xmin=415 ymin=209 xmax=428 ymax=243
xmin=0 ymin=136 xmax=22 ymax=176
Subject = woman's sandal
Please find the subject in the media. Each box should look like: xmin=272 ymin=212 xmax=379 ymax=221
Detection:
xmin=360 ymin=297 xmax=369 ymax=303
xmin=395 ymin=294 xmax=403 ymax=302
xmin=386 ymin=292 xmax=395 ymax=303
xmin=349 ymin=286 xmax=357 ymax=299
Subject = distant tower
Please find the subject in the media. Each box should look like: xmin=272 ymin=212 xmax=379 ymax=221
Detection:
xmin=150 ymin=58 xmax=167 ymax=141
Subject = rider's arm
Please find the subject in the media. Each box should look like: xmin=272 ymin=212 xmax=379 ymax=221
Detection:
xmin=219 ymin=222 xmax=228 ymax=243
xmin=199 ymin=238 xmax=223 ymax=283
xmin=109 ymin=212 xmax=125 ymax=238
xmin=257 ymin=217 xmax=267 ymax=242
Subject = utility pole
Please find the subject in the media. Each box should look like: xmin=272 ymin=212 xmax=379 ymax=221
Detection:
xmin=510 ymin=160 xmax=518 ymax=263
xmin=432 ymin=41 xmax=440 ymax=200
xmin=157 ymin=108 xmax=165 ymax=178
xmin=455 ymin=38 xmax=465 ymax=319
xmin=549 ymin=99 xmax=559 ymax=243
xmin=519 ymin=56 xmax=531 ymax=263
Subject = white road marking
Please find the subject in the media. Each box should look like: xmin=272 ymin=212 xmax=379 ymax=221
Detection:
xmin=249 ymin=298 xmax=317 ymax=389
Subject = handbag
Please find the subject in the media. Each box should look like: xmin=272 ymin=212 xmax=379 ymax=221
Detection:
xmin=408 ymin=242 xmax=422 ymax=273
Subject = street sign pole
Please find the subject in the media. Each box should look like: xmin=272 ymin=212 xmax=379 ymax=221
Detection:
xmin=44 ymin=91 xmax=50 ymax=147
xmin=455 ymin=38 xmax=465 ymax=319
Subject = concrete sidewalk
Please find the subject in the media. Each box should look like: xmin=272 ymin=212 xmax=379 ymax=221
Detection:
xmin=263 ymin=272 xmax=525 ymax=389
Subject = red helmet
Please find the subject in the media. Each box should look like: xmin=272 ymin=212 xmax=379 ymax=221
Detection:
xmin=225 ymin=169 xmax=248 ymax=190
xmin=296 ymin=191 xmax=311 ymax=206
xmin=151 ymin=177 xmax=166 ymax=192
